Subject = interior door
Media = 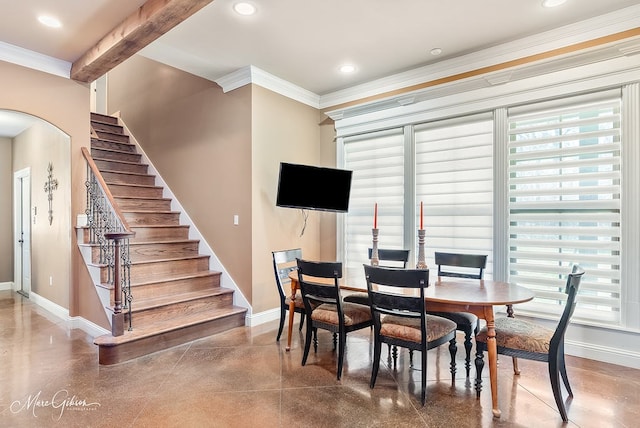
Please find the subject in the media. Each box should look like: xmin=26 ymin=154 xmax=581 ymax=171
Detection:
xmin=14 ymin=168 xmax=31 ymax=297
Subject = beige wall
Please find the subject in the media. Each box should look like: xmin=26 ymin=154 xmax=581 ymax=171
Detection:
xmin=0 ymin=137 xmax=11 ymax=282
xmin=251 ymin=86 xmax=328 ymax=313
xmin=12 ymin=122 xmax=71 ymax=303
xmin=0 ymin=60 xmax=108 ymax=328
xmin=107 ymin=55 xmax=254 ymax=302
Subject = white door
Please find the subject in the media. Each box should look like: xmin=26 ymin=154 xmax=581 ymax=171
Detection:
xmin=14 ymin=168 xmax=31 ymax=297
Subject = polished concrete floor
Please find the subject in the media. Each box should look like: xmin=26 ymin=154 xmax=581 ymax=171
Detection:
xmin=1 ymin=290 xmax=638 ymax=428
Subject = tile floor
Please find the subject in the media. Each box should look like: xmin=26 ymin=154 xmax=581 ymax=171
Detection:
xmin=1 ymin=290 xmax=638 ymax=427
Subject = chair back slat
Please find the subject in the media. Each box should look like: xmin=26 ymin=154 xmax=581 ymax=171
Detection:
xmin=368 ymin=248 xmax=411 ymax=268
xmin=296 ymin=258 xmax=343 ymax=308
xmin=435 ymin=252 xmax=487 ymax=279
xmin=272 ymin=248 xmax=302 ymax=300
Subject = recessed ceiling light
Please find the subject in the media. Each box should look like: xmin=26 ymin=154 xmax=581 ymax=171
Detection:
xmin=233 ymin=2 xmax=256 ymax=15
xmin=38 ymin=15 xmax=62 ymax=28
xmin=430 ymin=48 xmax=443 ymax=56
xmin=339 ymin=64 xmax=356 ymax=73
xmin=542 ymin=0 xmax=567 ymax=7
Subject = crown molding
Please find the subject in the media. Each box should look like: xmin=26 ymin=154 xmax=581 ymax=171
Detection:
xmin=215 ymin=65 xmax=320 ymax=108
xmin=0 ymin=41 xmax=71 ymax=79
xmin=320 ymin=4 xmax=640 ymax=111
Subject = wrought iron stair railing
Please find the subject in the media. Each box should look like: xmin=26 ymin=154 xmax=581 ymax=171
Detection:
xmin=81 ymin=146 xmax=135 ymax=336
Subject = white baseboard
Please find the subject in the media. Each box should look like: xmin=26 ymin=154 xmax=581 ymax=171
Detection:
xmin=565 ymin=340 xmax=640 ymax=370
xmin=26 ymin=292 xmax=109 ymax=338
xmin=0 ymin=281 xmax=12 ymax=291
xmin=245 ymin=307 xmax=280 ymax=327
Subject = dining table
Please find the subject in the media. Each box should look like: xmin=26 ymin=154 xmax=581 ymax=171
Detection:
xmin=286 ymin=268 xmax=535 ymax=418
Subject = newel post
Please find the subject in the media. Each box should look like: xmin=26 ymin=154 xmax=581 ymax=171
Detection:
xmin=105 ymin=231 xmax=134 ymax=336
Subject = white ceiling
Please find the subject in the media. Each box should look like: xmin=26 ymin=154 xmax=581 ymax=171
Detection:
xmin=1 ymin=0 xmax=639 ymax=109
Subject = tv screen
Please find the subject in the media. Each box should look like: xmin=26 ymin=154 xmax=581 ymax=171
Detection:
xmin=276 ymin=162 xmax=353 ymax=212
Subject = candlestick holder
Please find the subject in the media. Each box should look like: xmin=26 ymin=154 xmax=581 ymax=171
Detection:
xmin=416 ymin=229 xmax=427 ymax=269
xmin=371 ymin=228 xmax=379 ymax=266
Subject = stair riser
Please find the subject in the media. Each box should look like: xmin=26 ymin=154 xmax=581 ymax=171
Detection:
xmin=129 ymin=257 xmax=210 ymax=278
xmin=91 ymin=148 xmax=141 ymax=163
xmin=92 ymin=121 xmax=124 ymax=134
xmin=91 ymin=138 xmax=136 ymax=153
xmin=129 ymin=226 xmax=190 ymax=242
xmin=95 ymin=159 xmax=148 ymax=175
xmin=115 ymin=198 xmax=171 ymax=211
xmin=95 ymin=130 xmax=130 ymax=143
xmin=123 ymin=211 xmax=180 ymax=226
xmin=132 ymin=274 xmax=221 ymax=300
xmin=97 ymin=312 xmax=246 ymax=365
xmin=91 ymin=113 xmax=118 ymax=125
xmin=103 ymin=171 xmax=155 ymax=186
xmin=130 ymin=294 xmax=234 ymax=325
xmin=128 ymin=242 xmax=200 ymax=262
xmin=108 ymin=184 xmax=163 ymax=198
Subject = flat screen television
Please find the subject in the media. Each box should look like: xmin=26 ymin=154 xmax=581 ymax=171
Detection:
xmin=276 ymin=162 xmax=353 ymax=212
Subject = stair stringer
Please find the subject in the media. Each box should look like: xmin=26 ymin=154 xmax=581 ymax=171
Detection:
xmin=111 ymin=111 xmax=252 ymax=319
xmin=76 ymin=237 xmax=114 ymax=323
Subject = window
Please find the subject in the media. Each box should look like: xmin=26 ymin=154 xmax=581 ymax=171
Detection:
xmin=342 ymin=129 xmax=405 ymax=274
xmin=414 ymin=114 xmax=494 ymax=275
xmin=507 ymin=91 xmax=622 ymax=325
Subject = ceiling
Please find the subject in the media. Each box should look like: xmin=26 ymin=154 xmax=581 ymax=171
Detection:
xmin=1 ymin=0 xmax=639 ymax=137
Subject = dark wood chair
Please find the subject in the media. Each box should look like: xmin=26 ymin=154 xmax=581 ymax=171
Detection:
xmin=364 ymin=265 xmax=457 ymax=405
xmin=474 ymin=265 xmax=585 ymax=422
xmin=272 ymin=248 xmax=305 ymax=341
xmin=427 ymin=251 xmax=487 ymax=377
xmin=343 ymin=248 xmax=410 ymax=306
xmin=296 ymin=258 xmax=373 ymax=380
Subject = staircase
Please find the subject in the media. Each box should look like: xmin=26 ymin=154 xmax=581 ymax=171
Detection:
xmin=82 ymin=112 xmax=247 ymax=365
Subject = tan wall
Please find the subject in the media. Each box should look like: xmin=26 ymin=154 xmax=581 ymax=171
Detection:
xmin=12 ymin=122 xmax=71 ymax=303
xmin=251 ymin=86 xmax=327 ymax=313
xmin=0 ymin=60 xmax=108 ymax=328
xmin=0 ymin=137 xmax=11 ymax=282
xmin=107 ymin=55 xmax=254 ymax=302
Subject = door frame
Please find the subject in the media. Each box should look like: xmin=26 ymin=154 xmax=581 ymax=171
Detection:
xmin=13 ymin=167 xmax=31 ymax=297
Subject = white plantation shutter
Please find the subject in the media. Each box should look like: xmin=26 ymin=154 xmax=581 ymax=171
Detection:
xmin=508 ymin=91 xmax=622 ymax=325
xmin=414 ymin=114 xmax=494 ymax=276
xmin=343 ymin=129 xmax=405 ymax=273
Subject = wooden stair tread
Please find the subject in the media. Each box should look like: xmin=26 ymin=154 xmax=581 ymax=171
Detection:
xmin=101 ymin=169 xmax=155 ymax=177
xmin=115 ymin=195 xmax=171 ymax=201
xmin=105 ymin=181 xmax=162 ymax=189
xmin=93 ymin=157 xmax=145 ymax=166
xmin=129 ymin=254 xmax=208 ymax=265
xmin=131 ymin=270 xmax=220 ymax=286
xmin=93 ymin=146 xmax=140 ymax=156
xmin=131 ymin=287 xmax=233 ymax=311
xmin=122 ymin=209 xmax=180 ymax=214
xmin=94 ymin=305 xmax=247 ymax=346
xmin=129 ymin=238 xmax=199 ymax=246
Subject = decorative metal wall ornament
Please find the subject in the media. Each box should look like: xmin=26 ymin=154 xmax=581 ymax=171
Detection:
xmin=44 ymin=162 xmax=59 ymax=225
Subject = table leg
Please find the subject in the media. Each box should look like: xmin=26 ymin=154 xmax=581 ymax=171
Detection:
xmin=484 ymin=306 xmax=501 ymax=418
xmin=286 ymin=299 xmax=295 ymax=351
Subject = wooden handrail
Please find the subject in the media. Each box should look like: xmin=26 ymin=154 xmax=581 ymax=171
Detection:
xmin=81 ymin=146 xmax=133 ymax=233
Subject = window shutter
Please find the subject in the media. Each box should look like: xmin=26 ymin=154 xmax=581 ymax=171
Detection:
xmin=508 ymin=92 xmax=622 ymax=325
xmin=343 ymin=129 xmax=405 ymax=273
xmin=414 ymin=114 xmax=494 ymax=276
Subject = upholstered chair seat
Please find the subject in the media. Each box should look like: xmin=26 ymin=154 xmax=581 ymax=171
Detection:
xmin=476 ymin=317 xmax=554 ymax=355
xmin=381 ymin=314 xmax=457 ymax=344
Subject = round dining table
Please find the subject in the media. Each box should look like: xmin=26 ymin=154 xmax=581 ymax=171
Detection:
xmin=286 ymin=269 xmax=535 ymax=418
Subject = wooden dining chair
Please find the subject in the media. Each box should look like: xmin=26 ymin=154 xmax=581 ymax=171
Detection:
xmin=272 ymin=249 xmax=306 ymax=342
xmin=364 ymin=265 xmax=457 ymax=405
xmin=474 ymin=265 xmax=585 ymax=422
xmin=296 ymin=258 xmax=373 ymax=380
xmin=343 ymin=248 xmax=410 ymax=306
xmin=428 ymin=251 xmax=487 ymax=377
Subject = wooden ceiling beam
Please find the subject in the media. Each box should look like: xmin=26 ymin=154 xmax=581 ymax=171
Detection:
xmin=70 ymin=0 xmax=214 ymax=83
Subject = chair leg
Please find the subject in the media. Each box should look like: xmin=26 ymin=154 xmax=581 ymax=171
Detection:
xmin=301 ymin=321 xmax=314 ymax=366
xmin=276 ymin=306 xmax=286 ymax=341
xmin=474 ymin=347 xmax=484 ymax=399
xmin=449 ymin=338 xmax=457 ymax=382
xmin=512 ymin=357 xmax=520 ymax=375
xmin=549 ymin=355 xmax=569 ymax=422
xmin=463 ymin=327 xmax=473 ymax=377
xmin=409 ymin=349 xmax=413 ymax=367
xmin=336 ymin=331 xmax=347 ymax=380
xmin=392 ymin=345 xmax=398 ymax=368
xmin=371 ymin=339 xmax=382 ymax=388
xmin=313 ymin=327 xmax=318 ymax=353
xmin=299 ymin=312 xmax=305 ymax=331
xmin=559 ymin=343 xmax=573 ymax=397
xmin=421 ymin=347 xmax=428 ymax=406
xmin=333 ymin=333 xmax=338 ymax=351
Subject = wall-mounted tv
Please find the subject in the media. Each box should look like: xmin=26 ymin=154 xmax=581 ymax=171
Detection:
xmin=276 ymin=162 xmax=353 ymax=213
